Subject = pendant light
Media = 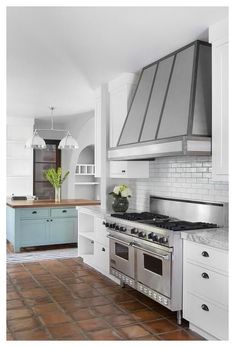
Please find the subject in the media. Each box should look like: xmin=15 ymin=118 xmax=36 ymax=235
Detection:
xmin=25 ymin=106 xmax=79 ymax=150
xmin=58 ymin=131 xmax=79 ymax=149
xmin=25 ymin=129 xmax=46 ymax=149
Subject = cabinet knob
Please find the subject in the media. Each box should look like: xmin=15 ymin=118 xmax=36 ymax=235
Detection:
xmin=62 ymin=210 xmax=67 ymax=213
xmin=201 ymin=251 xmax=209 ymax=257
xmin=102 ymin=247 xmax=105 ymax=252
xmin=46 ymin=219 xmax=49 ymax=222
xmin=201 ymin=272 xmax=209 ymax=279
xmin=201 ymin=304 xmax=209 ymax=311
xmin=32 ymin=211 xmax=37 ymax=214
xmin=50 ymin=219 xmax=53 ymax=222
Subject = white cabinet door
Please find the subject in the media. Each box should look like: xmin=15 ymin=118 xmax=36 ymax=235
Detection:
xmin=94 ymin=216 xmax=109 ymax=246
xmin=212 ymin=42 xmax=228 ymax=181
xmin=110 ymin=161 xmax=149 ymax=178
xmin=94 ymin=241 xmax=109 ymax=274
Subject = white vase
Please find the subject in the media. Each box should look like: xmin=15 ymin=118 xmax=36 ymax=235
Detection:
xmin=55 ymin=187 xmax=61 ymax=202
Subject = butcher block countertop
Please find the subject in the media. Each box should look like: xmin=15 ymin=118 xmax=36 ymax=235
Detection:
xmin=7 ymin=199 xmax=100 ymax=208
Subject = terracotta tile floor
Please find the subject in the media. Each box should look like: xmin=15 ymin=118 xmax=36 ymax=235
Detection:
xmin=7 ymin=257 xmax=205 ymax=341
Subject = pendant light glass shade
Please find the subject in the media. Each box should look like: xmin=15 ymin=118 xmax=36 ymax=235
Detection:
xmin=25 ymin=130 xmax=47 ymax=149
xmin=58 ymin=131 xmax=79 ymax=149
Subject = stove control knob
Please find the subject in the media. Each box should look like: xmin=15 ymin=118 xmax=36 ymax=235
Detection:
xmin=120 ymin=227 xmax=127 ymax=232
xmin=105 ymin=222 xmax=110 ymax=228
xmin=152 ymin=235 xmax=160 ymax=242
xmin=162 ymin=237 xmax=168 ymax=244
xmin=158 ymin=237 xmax=166 ymax=243
xmin=131 ymin=228 xmax=138 ymax=235
xmin=115 ymin=225 xmax=120 ymax=230
xmin=148 ymin=232 xmax=154 ymax=239
xmin=138 ymin=231 xmax=146 ymax=238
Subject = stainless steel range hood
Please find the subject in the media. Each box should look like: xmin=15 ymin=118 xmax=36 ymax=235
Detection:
xmin=108 ymin=41 xmax=212 ymax=160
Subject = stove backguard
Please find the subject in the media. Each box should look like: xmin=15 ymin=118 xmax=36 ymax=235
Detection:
xmin=150 ymin=196 xmax=228 ymax=227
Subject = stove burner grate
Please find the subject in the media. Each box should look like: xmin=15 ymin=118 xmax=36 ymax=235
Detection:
xmin=110 ymin=212 xmax=169 ymax=222
xmin=152 ymin=220 xmax=218 ymax=231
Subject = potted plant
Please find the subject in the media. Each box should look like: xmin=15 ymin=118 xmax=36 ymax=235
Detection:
xmin=109 ymin=184 xmax=132 ymax=212
xmin=43 ymin=167 xmax=69 ymax=202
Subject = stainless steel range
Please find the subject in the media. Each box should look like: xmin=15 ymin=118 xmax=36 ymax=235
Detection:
xmin=104 ymin=196 xmax=227 ymax=324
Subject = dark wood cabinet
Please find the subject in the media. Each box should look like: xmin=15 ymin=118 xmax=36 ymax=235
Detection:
xmin=33 ymin=140 xmax=61 ymax=199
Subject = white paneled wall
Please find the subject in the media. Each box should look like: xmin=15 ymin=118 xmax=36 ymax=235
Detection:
xmin=108 ymin=156 xmax=229 ymax=212
xmin=7 ymin=117 xmax=34 ymax=196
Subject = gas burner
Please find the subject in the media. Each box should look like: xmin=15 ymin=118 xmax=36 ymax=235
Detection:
xmin=110 ymin=212 xmax=169 ymax=222
xmin=152 ymin=220 xmax=218 ymax=231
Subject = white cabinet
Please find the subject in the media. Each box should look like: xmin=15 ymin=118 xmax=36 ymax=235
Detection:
xmin=7 ymin=117 xmax=34 ymax=196
xmin=108 ymin=73 xmax=137 ymax=148
xmin=183 ymin=240 xmax=228 ymax=340
xmin=110 ymin=161 xmax=149 ymax=178
xmin=209 ymin=19 xmax=228 ymax=181
xmin=77 ymin=208 xmax=118 ymax=282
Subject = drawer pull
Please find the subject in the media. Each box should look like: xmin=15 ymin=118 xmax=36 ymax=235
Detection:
xmin=121 ymin=170 xmax=126 ymax=173
xmin=201 ymin=251 xmax=209 ymax=257
xmin=62 ymin=210 xmax=67 ymax=213
xmin=201 ymin=304 xmax=209 ymax=311
xmin=102 ymin=247 xmax=105 ymax=252
xmin=201 ymin=272 xmax=209 ymax=279
xmin=32 ymin=211 xmax=37 ymax=214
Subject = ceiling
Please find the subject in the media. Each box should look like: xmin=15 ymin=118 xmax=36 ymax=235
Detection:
xmin=7 ymin=6 xmax=228 ymax=119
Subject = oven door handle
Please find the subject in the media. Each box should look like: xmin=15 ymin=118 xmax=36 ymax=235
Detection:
xmin=107 ymin=235 xmax=132 ymax=246
xmin=132 ymin=244 xmax=170 ymax=260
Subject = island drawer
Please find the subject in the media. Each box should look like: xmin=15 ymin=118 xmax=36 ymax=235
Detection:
xmin=20 ymin=208 xmax=49 ymax=219
xmin=51 ymin=207 xmax=77 ymax=218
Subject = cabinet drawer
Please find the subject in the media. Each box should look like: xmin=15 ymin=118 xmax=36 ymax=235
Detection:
xmin=94 ymin=242 xmax=109 ymax=273
xmin=20 ymin=208 xmax=49 ymax=219
xmin=184 ymin=262 xmax=228 ymax=307
xmin=183 ymin=292 xmax=228 ymax=340
xmin=51 ymin=208 xmax=77 ymax=218
xmin=94 ymin=218 xmax=109 ymax=246
xmin=184 ymin=240 xmax=228 ymax=273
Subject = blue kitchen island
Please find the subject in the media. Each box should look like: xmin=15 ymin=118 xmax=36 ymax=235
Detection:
xmin=6 ymin=199 xmax=100 ymax=252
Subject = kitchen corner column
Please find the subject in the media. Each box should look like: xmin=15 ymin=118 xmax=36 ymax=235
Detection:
xmin=94 ymin=85 xmax=109 ymax=210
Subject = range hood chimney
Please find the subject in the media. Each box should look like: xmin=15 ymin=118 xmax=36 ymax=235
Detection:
xmin=108 ymin=40 xmax=211 ymax=160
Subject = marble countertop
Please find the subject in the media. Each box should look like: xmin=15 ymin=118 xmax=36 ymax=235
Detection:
xmin=76 ymin=205 xmax=108 ymax=217
xmin=181 ymin=227 xmax=229 ymax=251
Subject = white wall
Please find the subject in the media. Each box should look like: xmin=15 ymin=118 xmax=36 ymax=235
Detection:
xmin=7 ymin=117 xmax=34 ymax=196
xmin=61 ymin=111 xmax=98 ymax=199
xmin=108 ymin=156 xmax=229 ymax=212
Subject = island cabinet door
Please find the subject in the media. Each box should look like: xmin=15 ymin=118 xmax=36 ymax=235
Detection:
xmin=48 ymin=218 xmax=78 ymax=244
xmin=19 ymin=219 xmax=50 ymax=247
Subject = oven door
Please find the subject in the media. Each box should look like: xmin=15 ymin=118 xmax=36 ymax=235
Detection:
xmin=134 ymin=243 xmax=171 ymax=298
xmin=108 ymin=235 xmax=135 ymax=279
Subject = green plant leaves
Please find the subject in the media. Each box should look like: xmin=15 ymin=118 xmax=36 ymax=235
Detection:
xmin=43 ymin=167 xmax=70 ymax=188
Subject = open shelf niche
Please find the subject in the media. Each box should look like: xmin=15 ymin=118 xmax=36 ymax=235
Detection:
xmin=74 ymin=144 xmax=100 ymax=200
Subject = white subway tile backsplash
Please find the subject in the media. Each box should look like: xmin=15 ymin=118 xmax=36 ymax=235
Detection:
xmin=109 ymin=156 xmax=229 ymax=211
xmin=110 ymin=156 xmax=228 ymax=210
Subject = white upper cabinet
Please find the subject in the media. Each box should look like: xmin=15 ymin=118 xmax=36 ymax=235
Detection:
xmin=110 ymin=161 xmax=149 ymax=179
xmin=209 ymin=19 xmax=228 ymax=181
xmin=108 ymin=73 xmax=138 ymax=148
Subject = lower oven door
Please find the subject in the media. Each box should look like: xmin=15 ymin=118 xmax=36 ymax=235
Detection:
xmin=108 ymin=235 xmax=135 ymax=279
xmin=134 ymin=243 xmax=171 ymax=298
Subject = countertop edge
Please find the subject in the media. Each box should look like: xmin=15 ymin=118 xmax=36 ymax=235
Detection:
xmin=6 ymin=200 xmax=101 ymax=208
xmin=181 ymin=227 xmax=229 ymax=251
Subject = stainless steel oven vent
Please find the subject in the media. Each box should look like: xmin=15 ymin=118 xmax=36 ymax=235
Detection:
xmin=108 ymin=40 xmax=211 ymax=160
